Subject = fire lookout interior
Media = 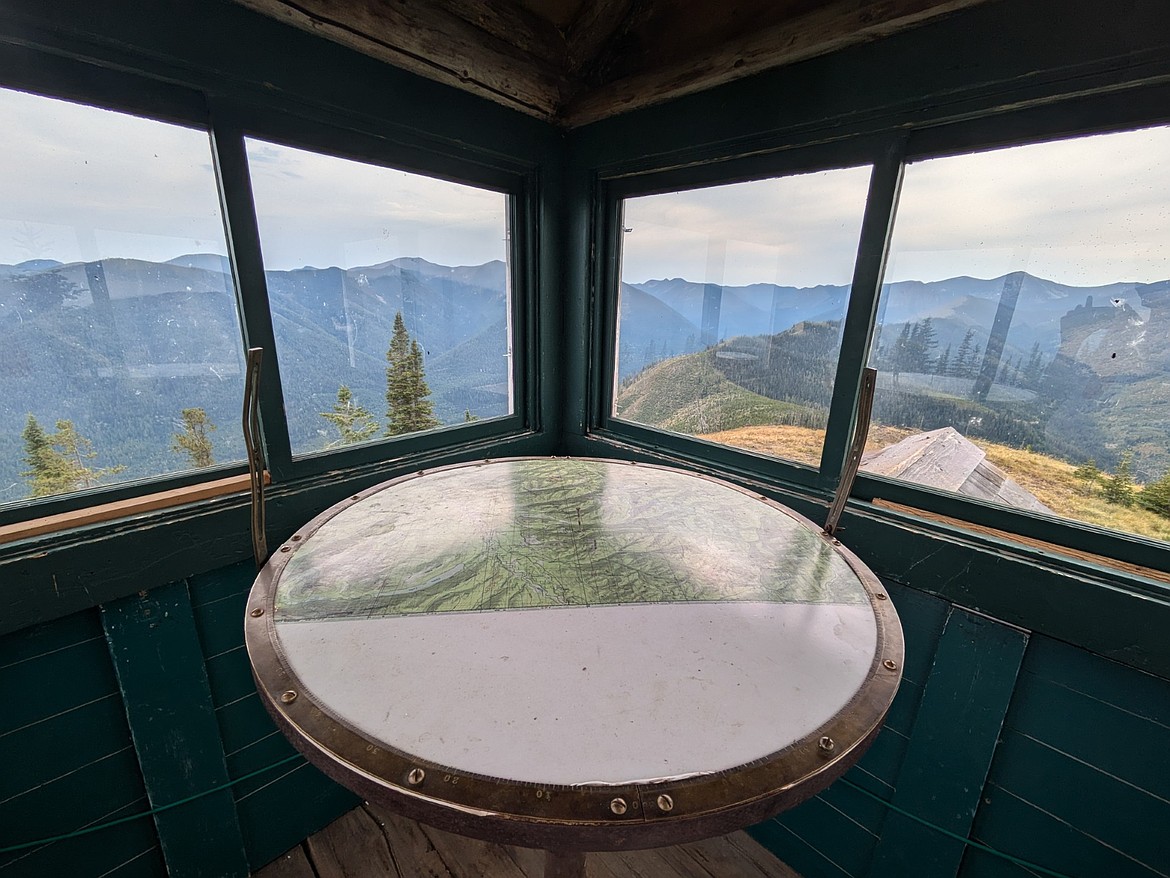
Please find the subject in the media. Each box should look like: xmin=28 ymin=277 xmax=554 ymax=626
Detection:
xmin=2 ymin=1 xmax=1170 ymax=876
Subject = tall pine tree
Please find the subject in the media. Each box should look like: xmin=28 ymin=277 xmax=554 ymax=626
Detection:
xmin=386 ymin=312 xmax=440 ymax=436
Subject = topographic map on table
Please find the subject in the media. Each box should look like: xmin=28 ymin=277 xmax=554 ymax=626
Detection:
xmin=275 ymin=458 xmax=866 ymax=621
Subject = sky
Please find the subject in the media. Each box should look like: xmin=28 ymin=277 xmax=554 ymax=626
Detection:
xmin=3 ymin=85 xmax=1168 ymax=287
xmin=622 ymin=125 xmax=1170 ymax=289
xmin=0 ymin=87 xmax=506 ymax=272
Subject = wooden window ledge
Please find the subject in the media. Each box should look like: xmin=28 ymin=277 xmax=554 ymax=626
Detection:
xmin=0 ymin=472 xmax=269 ymax=547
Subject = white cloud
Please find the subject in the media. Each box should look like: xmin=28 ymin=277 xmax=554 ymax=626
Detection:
xmin=0 ymin=86 xmax=507 ymax=271
xmin=0 ymin=87 xmax=228 ymax=265
xmin=244 ymin=138 xmax=507 ymax=270
xmin=621 ymin=166 xmax=872 ymax=288
xmin=887 ymin=125 xmax=1170 ymax=286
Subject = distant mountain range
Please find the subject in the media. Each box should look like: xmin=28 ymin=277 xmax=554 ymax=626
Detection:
xmin=619 ymin=270 xmax=1170 ymax=480
xmin=619 ymin=271 xmax=1170 ymax=381
xmin=3 ymin=256 xmax=1168 ymax=506
xmin=0 ymin=254 xmax=509 ymax=503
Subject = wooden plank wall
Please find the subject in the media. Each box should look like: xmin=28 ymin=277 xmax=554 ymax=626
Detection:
xmin=4 ymin=566 xmax=1169 ymax=877
xmin=0 ymin=562 xmax=356 ymax=877
xmin=187 ymin=562 xmax=359 ymax=868
xmin=749 ymin=581 xmax=1170 ymax=878
xmin=0 ymin=611 xmax=165 ymax=877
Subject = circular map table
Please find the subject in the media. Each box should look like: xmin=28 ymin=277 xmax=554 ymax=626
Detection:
xmin=245 ymin=457 xmax=902 ymax=874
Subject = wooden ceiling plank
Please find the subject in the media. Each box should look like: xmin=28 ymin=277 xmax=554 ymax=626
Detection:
xmin=231 ymin=0 xmax=564 ymax=119
xmin=562 ymin=0 xmax=637 ymax=76
xmin=441 ymin=0 xmax=568 ymax=69
xmin=560 ymin=0 xmax=997 ymax=127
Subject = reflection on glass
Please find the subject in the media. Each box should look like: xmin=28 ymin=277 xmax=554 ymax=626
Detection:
xmin=613 ymin=167 xmax=872 ymax=467
xmin=244 ymin=139 xmax=511 ymax=456
xmin=863 ymin=125 xmax=1170 ymax=543
xmin=0 ymin=87 xmax=245 ymax=507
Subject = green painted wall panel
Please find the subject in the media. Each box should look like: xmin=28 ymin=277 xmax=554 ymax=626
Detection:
xmin=1022 ymin=636 xmax=1170 ymax=730
xmin=969 ymin=783 xmax=1163 ymax=878
xmin=774 ymin=794 xmax=879 ymax=877
xmin=185 ymin=566 xmax=356 ymax=871
xmin=0 ymin=610 xmax=104 ymax=665
xmin=880 ymin=679 xmax=921 ymax=737
xmin=1006 ymin=667 xmax=1170 ymax=800
xmin=204 ymin=646 xmax=261 ymax=709
xmin=957 ymin=848 xmax=1039 ymax=878
xmin=102 ymin=583 xmax=250 ymax=878
xmin=882 ymin=582 xmax=948 ymax=687
xmin=851 ymin=725 xmax=909 ymax=789
xmin=214 ymin=693 xmax=276 ymax=758
xmin=1 ymin=835 xmax=165 ymax=878
xmin=0 ymin=698 xmax=137 ymax=802
xmin=750 ymin=819 xmax=854 ymax=878
xmin=0 ymin=747 xmax=145 ymax=840
xmin=233 ymin=762 xmax=359 ymax=870
xmin=0 ymin=610 xmax=165 ymax=878
xmin=868 ymin=610 xmax=1027 ymax=878
xmin=816 ymin=782 xmax=888 ymax=837
xmin=988 ymin=730 xmax=1170 ymax=873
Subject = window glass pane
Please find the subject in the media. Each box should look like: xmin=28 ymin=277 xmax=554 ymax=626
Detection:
xmin=615 ymin=167 xmax=872 ymax=467
xmin=864 ymin=125 xmax=1170 ymax=543
xmin=244 ymin=139 xmax=511 ymax=456
xmin=0 ymin=88 xmax=245 ymax=508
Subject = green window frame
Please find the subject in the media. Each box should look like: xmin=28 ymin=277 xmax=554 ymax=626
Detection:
xmin=0 ymin=73 xmax=540 ymax=530
xmin=591 ymin=92 xmax=1170 ymax=584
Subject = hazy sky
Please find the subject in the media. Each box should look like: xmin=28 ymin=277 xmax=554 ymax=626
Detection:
xmin=3 ymin=84 xmax=1168 ymax=287
xmin=623 ymin=125 xmax=1170 ymax=289
xmin=244 ymin=139 xmax=506 ymax=271
xmin=0 ymin=87 xmax=506 ymax=271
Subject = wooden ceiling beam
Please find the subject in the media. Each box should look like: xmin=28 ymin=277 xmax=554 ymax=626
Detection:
xmin=561 ymin=0 xmax=637 ymax=77
xmin=231 ymin=0 xmax=566 ymax=120
xmin=559 ymin=0 xmax=999 ymax=127
xmin=441 ymin=0 xmax=567 ymax=69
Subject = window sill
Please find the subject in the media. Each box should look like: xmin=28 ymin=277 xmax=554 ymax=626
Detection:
xmin=0 ymin=472 xmax=270 ymax=547
xmin=872 ymin=498 xmax=1170 ymax=589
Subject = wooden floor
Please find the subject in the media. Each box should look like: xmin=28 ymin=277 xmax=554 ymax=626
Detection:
xmin=255 ymin=803 xmax=800 ymax=878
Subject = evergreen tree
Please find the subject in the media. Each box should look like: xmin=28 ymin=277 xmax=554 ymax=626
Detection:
xmin=1102 ymin=452 xmax=1136 ymax=507
xmin=171 ymin=407 xmax=217 ymax=468
xmin=21 ymin=416 xmax=125 ymax=497
xmin=52 ymin=420 xmax=125 ymax=490
xmin=912 ymin=318 xmax=939 ymax=371
xmin=936 ymin=345 xmax=951 ymax=377
xmin=21 ymin=415 xmax=74 ymax=497
xmin=386 ymin=312 xmax=441 ymax=436
xmin=889 ymin=322 xmax=913 ymax=377
xmin=1138 ymin=468 xmax=1170 ymax=518
xmin=463 ymin=409 xmax=479 ymax=423
xmin=320 ymin=386 xmax=378 ymax=446
xmin=1024 ymin=342 xmax=1046 ymax=389
xmin=954 ymin=329 xmax=976 ymax=377
xmin=1073 ymin=459 xmax=1102 ymax=496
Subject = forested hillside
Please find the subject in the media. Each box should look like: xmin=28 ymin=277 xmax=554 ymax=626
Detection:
xmin=0 ymin=255 xmax=509 ymax=504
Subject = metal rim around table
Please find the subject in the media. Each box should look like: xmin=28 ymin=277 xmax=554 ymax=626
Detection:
xmin=244 ymin=457 xmax=903 ymax=851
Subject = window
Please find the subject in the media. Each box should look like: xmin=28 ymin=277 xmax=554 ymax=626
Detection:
xmin=0 ymin=87 xmax=245 ymax=508
xmin=613 ymin=167 xmax=872 ymax=468
xmin=244 ymin=139 xmax=512 ymax=457
xmin=863 ymin=125 xmax=1170 ymax=543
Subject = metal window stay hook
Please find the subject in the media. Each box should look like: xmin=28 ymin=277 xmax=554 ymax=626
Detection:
xmin=243 ymin=347 xmax=268 ymax=569
xmin=824 ymin=368 xmax=878 ymax=537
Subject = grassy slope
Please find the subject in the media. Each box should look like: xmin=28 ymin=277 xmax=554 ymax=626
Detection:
xmin=616 ymin=352 xmax=820 ymax=436
xmin=700 ymin=424 xmax=1170 ymax=543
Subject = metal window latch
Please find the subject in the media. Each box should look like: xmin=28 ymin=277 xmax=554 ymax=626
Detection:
xmin=243 ymin=347 xmax=268 ymax=569
xmin=825 ymin=368 xmax=878 ymax=537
